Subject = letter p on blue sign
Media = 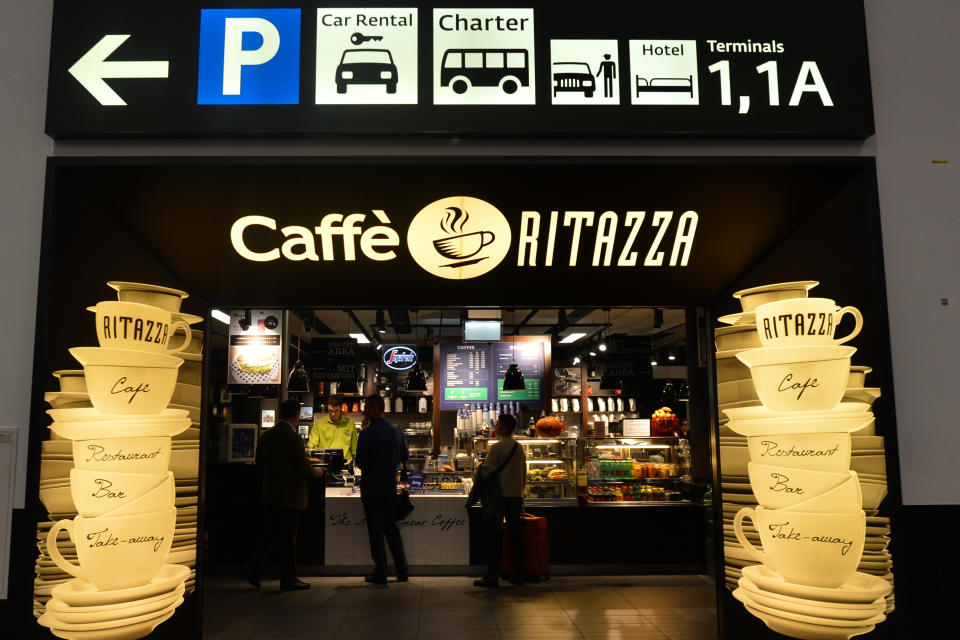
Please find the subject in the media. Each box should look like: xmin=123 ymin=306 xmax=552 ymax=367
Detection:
xmin=198 ymin=9 xmax=300 ymax=104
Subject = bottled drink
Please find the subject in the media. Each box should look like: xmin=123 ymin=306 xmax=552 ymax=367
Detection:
xmin=418 ymin=396 xmax=428 ymax=413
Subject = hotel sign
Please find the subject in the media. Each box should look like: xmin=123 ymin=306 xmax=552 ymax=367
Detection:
xmin=46 ymin=1 xmax=873 ymax=138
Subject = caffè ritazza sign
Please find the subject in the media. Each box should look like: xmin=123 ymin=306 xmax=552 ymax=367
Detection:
xmin=230 ymin=196 xmax=698 ymax=281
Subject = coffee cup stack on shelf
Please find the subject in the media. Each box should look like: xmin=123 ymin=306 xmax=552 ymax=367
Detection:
xmin=35 ymin=282 xmax=201 ymax=639
xmin=716 ymin=282 xmax=893 ymax=640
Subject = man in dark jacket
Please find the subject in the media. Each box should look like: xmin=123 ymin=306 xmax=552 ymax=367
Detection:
xmin=356 ymin=394 xmax=409 ymax=584
xmin=244 ymin=398 xmax=319 ymax=591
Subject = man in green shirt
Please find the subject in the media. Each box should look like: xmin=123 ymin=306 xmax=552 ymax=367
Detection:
xmin=308 ymin=394 xmax=359 ymax=465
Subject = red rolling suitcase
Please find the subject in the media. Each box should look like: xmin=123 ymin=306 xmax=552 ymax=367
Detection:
xmin=500 ymin=513 xmax=549 ymax=579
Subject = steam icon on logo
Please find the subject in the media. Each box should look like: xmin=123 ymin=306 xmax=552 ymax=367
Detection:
xmin=432 ymin=207 xmax=496 ymax=268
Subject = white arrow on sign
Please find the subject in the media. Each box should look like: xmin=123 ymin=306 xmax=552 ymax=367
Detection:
xmin=68 ymin=34 xmax=169 ymax=106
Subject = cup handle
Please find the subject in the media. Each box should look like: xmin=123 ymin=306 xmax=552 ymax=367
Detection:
xmin=480 ymin=231 xmax=495 ymax=248
xmin=47 ymin=519 xmax=84 ymax=580
xmin=733 ymin=507 xmax=768 ymax=564
xmin=833 ymin=306 xmax=864 ymax=345
xmin=165 ymin=321 xmax=192 ymax=354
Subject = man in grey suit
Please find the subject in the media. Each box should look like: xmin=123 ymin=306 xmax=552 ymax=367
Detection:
xmin=245 ymin=398 xmax=320 ymax=590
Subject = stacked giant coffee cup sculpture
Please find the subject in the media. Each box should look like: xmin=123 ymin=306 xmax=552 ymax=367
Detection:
xmin=36 ymin=282 xmax=200 ymax=640
xmin=719 ymin=282 xmax=893 ymax=640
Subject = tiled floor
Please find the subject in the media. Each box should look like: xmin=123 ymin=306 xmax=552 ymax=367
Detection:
xmin=202 ymin=575 xmax=719 ymax=640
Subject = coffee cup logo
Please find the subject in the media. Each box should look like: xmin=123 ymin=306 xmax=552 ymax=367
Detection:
xmin=407 ymin=196 xmax=512 ymax=279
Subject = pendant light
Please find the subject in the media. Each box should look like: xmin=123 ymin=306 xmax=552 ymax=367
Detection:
xmin=406 ymin=311 xmax=428 ymax=391
xmin=337 ymin=311 xmax=359 ymax=394
xmin=659 ymin=380 xmax=678 ymax=407
xmin=502 ymin=310 xmax=526 ymax=391
xmin=287 ymin=323 xmax=310 ymax=393
xmin=599 ymin=310 xmax=622 ymax=391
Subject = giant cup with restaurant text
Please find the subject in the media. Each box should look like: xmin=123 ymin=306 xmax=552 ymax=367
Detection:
xmin=72 ymin=436 xmax=171 ymax=475
xmin=747 ymin=432 xmax=851 ymax=473
xmin=734 ymin=506 xmax=865 ymax=588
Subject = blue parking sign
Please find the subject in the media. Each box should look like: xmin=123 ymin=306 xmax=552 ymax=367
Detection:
xmin=198 ymin=8 xmax=301 ymax=105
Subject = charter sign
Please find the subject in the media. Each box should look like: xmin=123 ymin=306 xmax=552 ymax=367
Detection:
xmin=229 ymin=196 xmax=698 ymax=280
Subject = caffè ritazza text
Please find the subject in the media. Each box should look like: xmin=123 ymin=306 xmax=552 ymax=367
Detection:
xmin=230 ymin=210 xmax=698 ymax=268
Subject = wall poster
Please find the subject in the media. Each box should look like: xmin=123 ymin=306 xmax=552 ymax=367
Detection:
xmin=227 ymin=310 xmax=283 ymax=385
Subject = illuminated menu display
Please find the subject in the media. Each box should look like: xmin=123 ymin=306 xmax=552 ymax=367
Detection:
xmin=439 ymin=341 xmax=544 ymax=409
xmin=439 ymin=343 xmax=490 ymax=407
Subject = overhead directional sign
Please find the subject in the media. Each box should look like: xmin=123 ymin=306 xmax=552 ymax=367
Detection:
xmin=46 ymin=0 xmax=874 ymax=139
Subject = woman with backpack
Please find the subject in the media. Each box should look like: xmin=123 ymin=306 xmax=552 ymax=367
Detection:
xmin=473 ymin=414 xmax=527 ymax=588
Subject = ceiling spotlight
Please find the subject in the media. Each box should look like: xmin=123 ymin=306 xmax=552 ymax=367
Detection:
xmin=572 ymin=356 xmax=581 ymax=366
xmin=668 ymin=351 xmax=676 ymax=361
xmin=650 ymin=358 xmax=659 ymax=367
xmin=375 ymin=310 xmax=387 ymax=334
xmin=589 ymin=348 xmax=598 ymax=357
xmin=598 ymin=340 xmax=607 ymax=352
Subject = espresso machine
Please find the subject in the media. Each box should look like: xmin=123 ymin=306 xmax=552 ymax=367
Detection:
xmin=312 ymin=448 xmax=347 ymax=486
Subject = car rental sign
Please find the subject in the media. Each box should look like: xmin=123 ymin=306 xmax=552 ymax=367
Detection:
xmin=46 ymin=1 xmax=873 ymax=138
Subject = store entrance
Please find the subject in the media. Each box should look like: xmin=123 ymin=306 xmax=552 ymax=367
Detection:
xmin=203 ymin=306 xmax=712 ymax=578
xmin=20 ymin=156 xmax=900 ymax=639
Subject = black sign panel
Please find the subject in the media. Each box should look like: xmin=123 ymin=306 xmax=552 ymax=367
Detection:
xmin=56 ymin=156 xmax=871 ymax=309
xmin=46 ymin=1 xmax=873 ymax=138
xmin=311 ymin=339 xmax=361 ymax=381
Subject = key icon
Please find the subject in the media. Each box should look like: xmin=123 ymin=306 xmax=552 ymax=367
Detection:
xmin=350 ymin=32 xmax=383 ymax=45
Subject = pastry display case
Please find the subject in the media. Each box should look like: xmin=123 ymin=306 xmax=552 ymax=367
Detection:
xmin=580 ymin=437 xmax=693 ymax=503
xmin=472 ymin=437 xmax=578 ymax=502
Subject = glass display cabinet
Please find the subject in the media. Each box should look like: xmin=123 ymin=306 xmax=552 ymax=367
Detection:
xmin=580 ymin=437 xmax=693 ymax=503
xmin=472 ymin=437 xmax=578 ymax=502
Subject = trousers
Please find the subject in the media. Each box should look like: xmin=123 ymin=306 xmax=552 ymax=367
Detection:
xmin=485 ymin=497 xmax=523 ymax=580
xmin=361 ymin=481 xmax=408 ymax=578
xmin=250 ymin=505 xmax=301 ymax=582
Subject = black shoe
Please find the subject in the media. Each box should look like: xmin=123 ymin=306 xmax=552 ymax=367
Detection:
xmin=280 ymin=579 xmax=310 ymax=591
xmin=364 ymin=574 xmax=388 ymax=584
xmin=396 ymin=574 xmax=409 ymax=582
xmin=473 ymin=577 xmax=499 ymax=589
xmin=242 ymin=567 xmax=260 ymax=590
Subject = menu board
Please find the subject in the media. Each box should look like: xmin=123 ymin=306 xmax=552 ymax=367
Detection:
xmin=439 ymin=341 xmax=544 ymax=410
xmin=228 ymin=310 xmax=283 ymax=384
xmin=440 ymin=343 xmax=490 ymax=407
xmin=494 ymin=342 xmax=544 ymax=406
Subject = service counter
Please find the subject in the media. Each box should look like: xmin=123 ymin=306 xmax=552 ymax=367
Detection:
xmin=205 ymin=464 xmax=707 ymax=573
xmin=324 ymin=489 xmax=469 ymax=566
